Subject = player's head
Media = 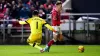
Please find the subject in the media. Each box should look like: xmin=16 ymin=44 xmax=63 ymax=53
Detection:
xmin=32 ymin=10 xmax=39 ymax=16
xmin=56 ymin=1 xmax=62 ymax=12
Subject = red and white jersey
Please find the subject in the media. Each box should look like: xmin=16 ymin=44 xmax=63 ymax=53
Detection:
xmin=51 ymin=8 xmax=61 ymax=26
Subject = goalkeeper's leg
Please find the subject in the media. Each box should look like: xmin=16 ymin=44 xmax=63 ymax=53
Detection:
xmin=27 ymin=34 xmax=44 ymax=53
xmin=27 ymin=39 xmax=44 ymax=53
xmin=28 ymin=42 xmax=44 ymax=53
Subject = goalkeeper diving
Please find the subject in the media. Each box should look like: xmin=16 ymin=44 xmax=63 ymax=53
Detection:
xmin=18 ymin=10 xmax=57 ymax=53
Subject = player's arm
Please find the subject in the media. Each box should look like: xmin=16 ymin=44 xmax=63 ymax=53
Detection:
xmin=44 ymin=23 xmax=56 ymax=32
xmin=19 ymin=18 xmax=32 ymax=24
xmin=42 ymin=19 xmax=56 ymax=32
xmin=19 ymin=21 xmax=27 ymax=24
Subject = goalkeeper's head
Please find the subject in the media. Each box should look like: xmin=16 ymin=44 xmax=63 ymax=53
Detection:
xmin=32 ymin=10 xmax=39 ymax=16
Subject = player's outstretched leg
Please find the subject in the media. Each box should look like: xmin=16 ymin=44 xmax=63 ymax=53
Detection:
xmin=29 ymin=43 xmax=45 ymax=53
xmin=44 ymin=39 xmax=55 ymax=52
xmin=44 ymin=45 xmax=50 ymax=52
xmin=27 ymin=39 xmax=44 ymax=53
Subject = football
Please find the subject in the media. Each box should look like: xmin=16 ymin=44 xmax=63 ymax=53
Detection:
xmin=78 ymin=45 xmax=84 ymax=53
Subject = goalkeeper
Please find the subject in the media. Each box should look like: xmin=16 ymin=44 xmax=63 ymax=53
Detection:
xmin=19 ymin=10 xmax=57 ymax=53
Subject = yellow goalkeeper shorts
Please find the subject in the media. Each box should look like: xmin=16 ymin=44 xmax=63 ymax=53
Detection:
xmin=27 ymin=33 xmax=42 ymax=44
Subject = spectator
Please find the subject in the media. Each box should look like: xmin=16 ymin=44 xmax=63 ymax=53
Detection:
xmin=17 ymin=0 xmax=23 ymax=10
xmin=17 ymin=0 xmax=23 ymax=19
xmin=0 ymin=3 xmax=2 ymax=13
xmin=11 ymin=1 xmax=17 ymax=7
xmin=35 ymin=1 xmax=40 ymax=10
xmin=6 ymin=2 xmax=11 ymax=10
xmin=27 ymin=0 xmax=34 ymax=6
xmin=1 ymin=7 xmax=12 ymax=37
xmin=39 ymin=9 xmax=46 ymax=19
xmin=27 ymin=0 xmax=35 ymax=11
xmin=19 ymin=5 xmax=30 ymax=20
xmin=39 ymin=4 xmax=46 ymax=13
xmin=0 ymin=0 xmax=7 ymax=13
xmin=46 ymin=4 xmax=53 ymax=14
xmin=28 ymin=5 xmax=35 ymax=18
xmin=10 ymin=1 xmax=18 ymax=19
xmin=43 ymin=0 xmax=53 ymax=13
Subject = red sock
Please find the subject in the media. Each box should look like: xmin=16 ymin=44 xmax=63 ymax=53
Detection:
xmin=47 ymin=40 xmax=54 ymax=46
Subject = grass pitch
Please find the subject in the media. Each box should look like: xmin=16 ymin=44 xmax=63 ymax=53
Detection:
xmin=0 ymin=45 xmax=100 ymax=56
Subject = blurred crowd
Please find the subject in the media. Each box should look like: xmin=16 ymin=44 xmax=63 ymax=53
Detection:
xmin=0 ymin=0 xmax=65 ymax=37
xmin=0 ymin=0 xmax=65 ymax=20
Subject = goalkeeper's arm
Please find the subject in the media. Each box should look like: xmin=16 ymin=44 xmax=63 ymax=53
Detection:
xmin=44 ymin=23 xmax=56 ymax=32
xmin=19 ymin=21 xmax=27 ymax=24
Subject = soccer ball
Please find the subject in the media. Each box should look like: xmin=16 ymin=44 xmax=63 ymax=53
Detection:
xmin=78 ymin=45 xmax=84 ymax=53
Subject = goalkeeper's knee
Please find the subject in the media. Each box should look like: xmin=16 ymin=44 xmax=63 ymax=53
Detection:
xmin=27 ymin=39 xmax=36 ymax=47
xmin=27 ymin=39 xmax=30 ymax=43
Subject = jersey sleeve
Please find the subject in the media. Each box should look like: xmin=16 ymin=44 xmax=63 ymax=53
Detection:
xmin=25 ymin=18 xmax=32 ymax=24
xmin=19 ymin=21 xmax=27 ymax=24
xmin=44 ymin=24 xmax=55 ymax=31
xmin=42 ymin=19 xmax=56 ymax=32
xmin=42 ymin=19 xmax=46 ymax=24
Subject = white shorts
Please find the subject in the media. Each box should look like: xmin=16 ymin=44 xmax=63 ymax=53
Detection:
xmin=52 ymin=26 xmax=62 ymax=35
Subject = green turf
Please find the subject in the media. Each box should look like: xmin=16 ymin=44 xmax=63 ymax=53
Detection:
xmin=0 ymin=45 xmax=100 ymax=56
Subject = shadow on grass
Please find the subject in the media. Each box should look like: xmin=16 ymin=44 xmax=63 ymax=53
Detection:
xmin=27 ymin=51 xmax=65 ymax=54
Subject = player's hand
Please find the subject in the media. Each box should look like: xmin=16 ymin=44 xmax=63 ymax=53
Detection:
xmin=53 ymin=30 xmax=58 ymax=33
xmin=53 ymin=30 xmax=60 ymax=35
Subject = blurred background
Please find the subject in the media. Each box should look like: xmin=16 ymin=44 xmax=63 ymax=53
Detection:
xmin=0 ymin=0 xmax=100 ymax=45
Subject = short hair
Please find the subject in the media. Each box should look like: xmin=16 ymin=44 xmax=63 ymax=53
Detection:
xmin=56 ymin=1 xmax=62 ymax=5
xmin=32 ymin=10 xmax=39 ymax=15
